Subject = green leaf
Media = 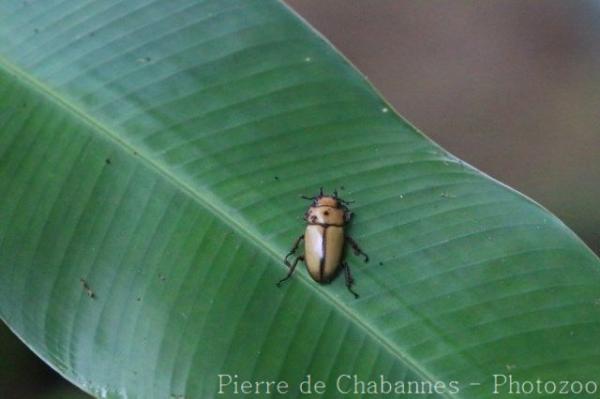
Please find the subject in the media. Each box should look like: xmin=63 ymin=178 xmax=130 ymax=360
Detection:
xmin=1 ymin=1 xmax=599 ymax=398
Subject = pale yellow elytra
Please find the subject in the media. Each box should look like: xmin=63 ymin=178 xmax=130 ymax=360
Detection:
xmin=278 ymin=188 xmax=369 ymax=298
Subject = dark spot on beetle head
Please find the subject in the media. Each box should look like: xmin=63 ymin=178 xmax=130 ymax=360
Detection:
xmin=311 ymin=215 xmax=317 ymax=222
xmin=324 ymin=210 xmax=329 ymax=216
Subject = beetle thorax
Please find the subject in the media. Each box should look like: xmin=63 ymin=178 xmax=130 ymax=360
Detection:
xmin=305 ymin=203 xmax=345 ymax=226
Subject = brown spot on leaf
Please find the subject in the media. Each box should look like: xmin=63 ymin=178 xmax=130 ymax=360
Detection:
xmin=80 ymin=278 xmax=96 ymax=299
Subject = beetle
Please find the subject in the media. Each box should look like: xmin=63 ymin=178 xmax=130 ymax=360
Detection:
xmin=277 ymin=188 xmax=369 ymax=298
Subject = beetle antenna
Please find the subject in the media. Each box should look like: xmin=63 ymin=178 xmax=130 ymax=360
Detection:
xmin=333 ymin=189 xmax=338 ymax=198
xmin=319 ymin=187 xmax=324 ymax=196
xmin=301 ymin=195 xmax=315 ymax=200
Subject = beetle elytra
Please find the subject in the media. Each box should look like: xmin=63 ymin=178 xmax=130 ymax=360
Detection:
xmin=277 ymin=188 xmax=369 ymax=298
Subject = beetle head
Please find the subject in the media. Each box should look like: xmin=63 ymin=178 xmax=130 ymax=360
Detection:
xmin=302 ymin=187 xmax=337 ymax=207
xmin=302 ymin=187 xmax=354 ymax=210
xmin=315 ymin=196 xmax=338 ymax=207
xmin=301 ymin=187 xmax=353 ymax=209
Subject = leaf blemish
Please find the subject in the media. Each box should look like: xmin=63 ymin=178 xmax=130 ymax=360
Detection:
xmin=105 ymin=158 xmax=111 ymax=165
xmin=80 ymin=278 xmax=96 ymax=299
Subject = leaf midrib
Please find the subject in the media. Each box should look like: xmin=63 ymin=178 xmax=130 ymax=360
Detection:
xmin=0 ymin=54 xmax=458 ymax=399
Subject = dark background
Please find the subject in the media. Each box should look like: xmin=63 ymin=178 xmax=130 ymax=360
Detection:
xmin=2 ymin=1 xmax=598 ymax=397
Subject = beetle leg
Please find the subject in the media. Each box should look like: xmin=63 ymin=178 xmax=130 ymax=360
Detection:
xmin=284 ymin=234 xmax=304 ymax=265
xmin=344 ymin=210 xmax=353 ymax=222
xmin=345 ymin=236 xmax=369 ymax=263
xmin=343 ymin=261 xmax=359 ymax=299
xmin=277 ymin=256 xmax=304 ymax=287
